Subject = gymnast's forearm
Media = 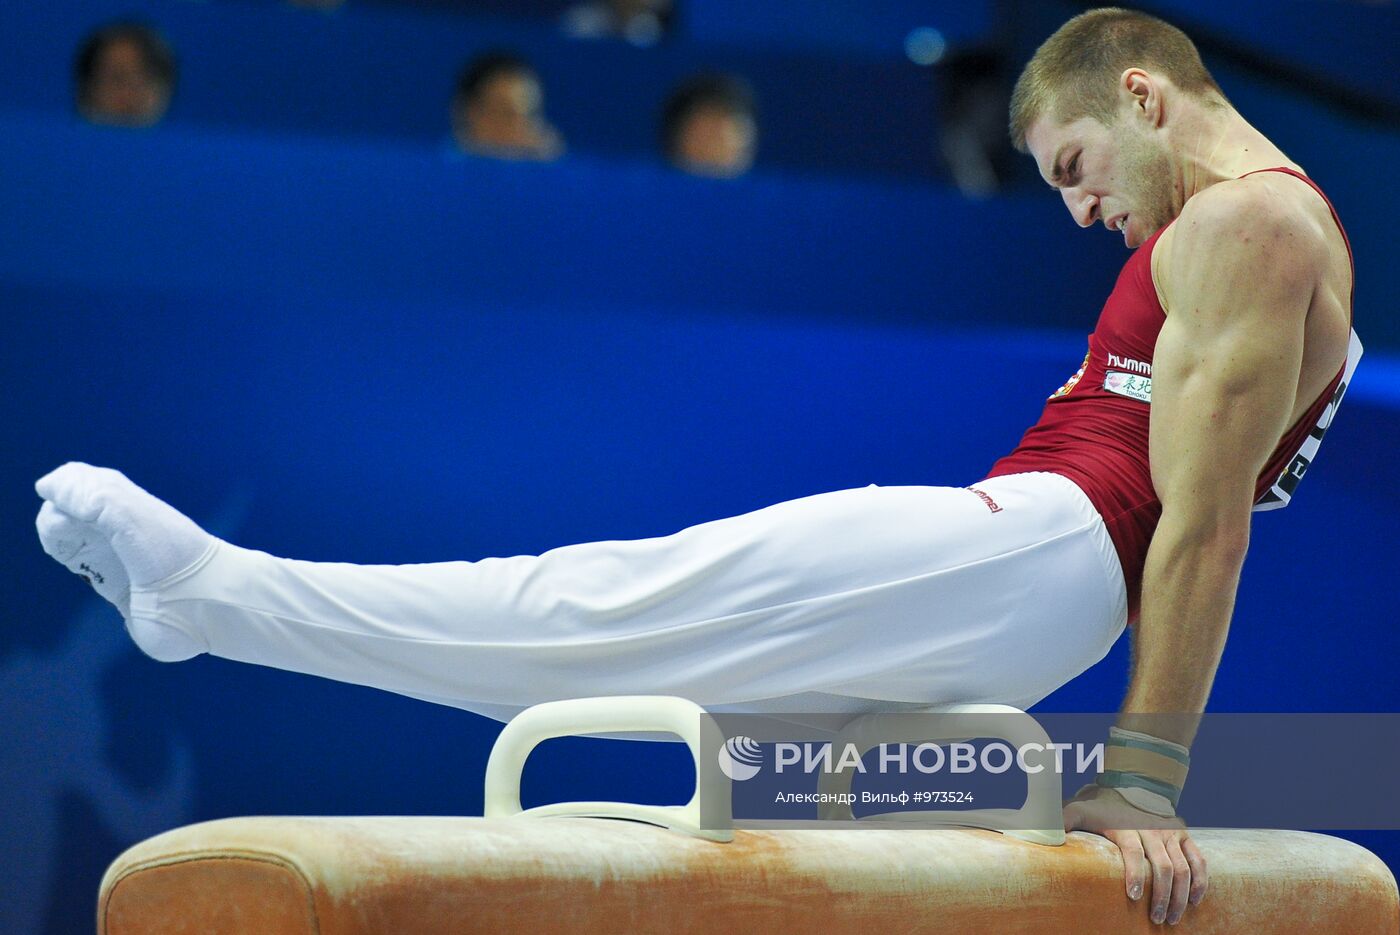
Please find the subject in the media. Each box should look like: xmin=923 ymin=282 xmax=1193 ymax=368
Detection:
xmin=1117 ymin=513 xmax=1248 ymax=747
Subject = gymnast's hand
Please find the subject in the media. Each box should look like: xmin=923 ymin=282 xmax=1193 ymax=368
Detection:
xmin=1063 ymin=784 xmax=1208 ymax=926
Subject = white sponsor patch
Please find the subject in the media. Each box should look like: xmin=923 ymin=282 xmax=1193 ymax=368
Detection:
xmin=1104 ymin=370 xmax=1152 ymax=403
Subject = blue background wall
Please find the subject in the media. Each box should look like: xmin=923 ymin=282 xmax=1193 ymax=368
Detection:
xmin=2 ymin=2 xmax=1397 ymax=932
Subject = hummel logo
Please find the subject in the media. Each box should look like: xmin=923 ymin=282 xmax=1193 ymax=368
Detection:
xmin=78 ymin=562 xmax=105 ymax=585
xmin=1107 ymin=352 xmax=1152 ymax=375
xmin=967 ymin=487 xmax=1003 ymax=513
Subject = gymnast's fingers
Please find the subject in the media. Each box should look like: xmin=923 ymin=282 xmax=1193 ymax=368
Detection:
xmin=1183 ymin=834 xmax=1209 ymax=906
xmin=1162 ymin=832 xmax=1194 ymax=924
xmin=1142 ymin=832 xmax=1177 ymax=924
xmin=1104 ymin=828 xmax=1149 ymax=903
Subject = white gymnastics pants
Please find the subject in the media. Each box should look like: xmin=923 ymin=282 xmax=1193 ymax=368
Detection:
xmin=130 ymin=471 xmax=1129 ymax=723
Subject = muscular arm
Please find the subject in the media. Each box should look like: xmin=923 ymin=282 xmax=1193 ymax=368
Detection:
xmin=1121 ymin=180 xmax=1320 ymax=744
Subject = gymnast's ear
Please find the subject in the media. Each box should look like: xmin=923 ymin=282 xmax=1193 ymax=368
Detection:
xmin=1119 ymin=68 xmax=1165 ymax=128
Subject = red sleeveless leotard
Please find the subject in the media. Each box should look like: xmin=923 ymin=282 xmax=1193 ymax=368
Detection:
xmin=983 ymin=168 xmax=1363 ymax=623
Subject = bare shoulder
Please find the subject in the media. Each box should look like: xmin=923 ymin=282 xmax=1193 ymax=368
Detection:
xmin=1181 ymin=173 xmax=1328 ymax=243
xmin=1154 ymin=174 xmax=1329 ymax=309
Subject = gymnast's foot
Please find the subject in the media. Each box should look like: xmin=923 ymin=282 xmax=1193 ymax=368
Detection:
xmin=35 ymin=501 xmax=132 ymax=619
xmin=35 ymin=462 xmax=214 ymax=661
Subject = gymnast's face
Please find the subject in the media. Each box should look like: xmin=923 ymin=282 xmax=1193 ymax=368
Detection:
xmin=1025 ymin=96 xmax=1176 ymax=250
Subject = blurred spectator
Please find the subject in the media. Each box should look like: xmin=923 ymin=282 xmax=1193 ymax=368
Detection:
xmin=563 ymin=0 xmax=673 ymax=47
xmin=451 ymin=52 xmax=564 ymax=162
xmin=74 ymin=22 xmax=176 ymax=128
xmin=661 ymin=75 xmax=756 ymax=178
xmin=937 ymin=49 xmax=1014 ymax=198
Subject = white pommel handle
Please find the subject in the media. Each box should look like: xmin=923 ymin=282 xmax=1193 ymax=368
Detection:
xmin=483 ymin=694 xmax=733 ymax=843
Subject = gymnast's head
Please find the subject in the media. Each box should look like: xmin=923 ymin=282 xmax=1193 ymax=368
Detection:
xmin=1010 ymin=8 xmax=1230 ymax=248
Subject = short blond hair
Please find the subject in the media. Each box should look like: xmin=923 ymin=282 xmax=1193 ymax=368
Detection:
xmin=1009 ymin=8 xmax=1224 ymax=152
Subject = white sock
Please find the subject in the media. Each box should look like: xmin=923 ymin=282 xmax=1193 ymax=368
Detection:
xmin=35 ymin=462 xmax=214 ymax=661
xmin=36 ymin=500 xmax=132 ymax=619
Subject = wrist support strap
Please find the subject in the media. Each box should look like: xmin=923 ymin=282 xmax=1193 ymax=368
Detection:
xmin=1095 ymin=726 xmax=1190 ymax=818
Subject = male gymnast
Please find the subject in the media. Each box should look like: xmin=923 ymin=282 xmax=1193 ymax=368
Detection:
xmin=34 ymin=8 xmax=1362 ymax=928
